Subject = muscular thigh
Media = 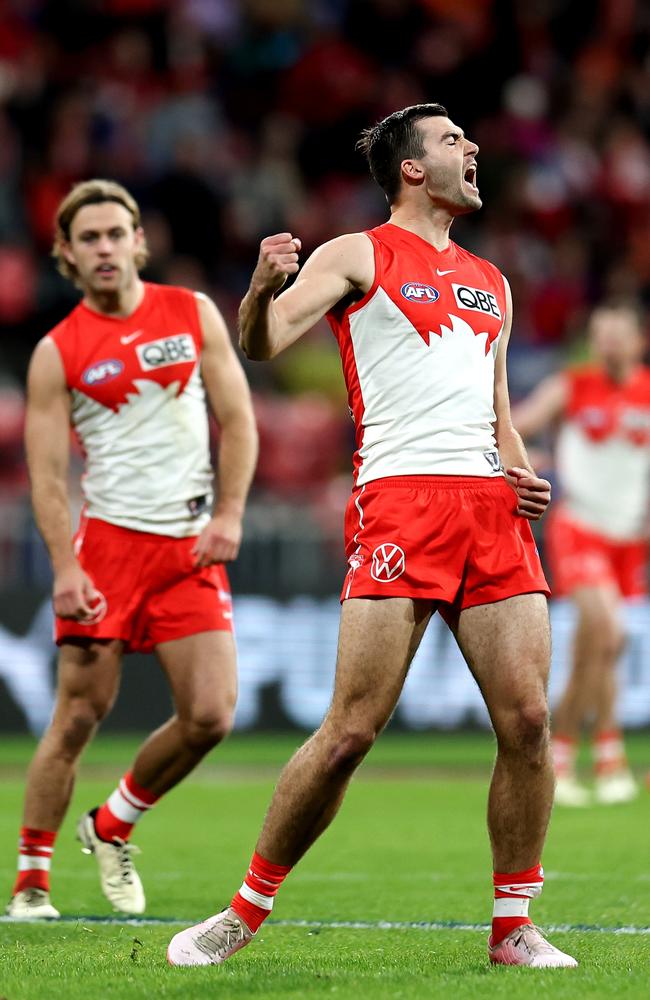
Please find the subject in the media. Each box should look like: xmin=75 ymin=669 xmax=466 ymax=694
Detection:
xmin=55 ymin=639 xmax=123 ymax=711
xmin=327 ymin=597 xmax=433 ymax=730
xmin=451 ymin=594 xmax=551 ymax=724
xmin=155 ymin=630 xmax=237 ymax=720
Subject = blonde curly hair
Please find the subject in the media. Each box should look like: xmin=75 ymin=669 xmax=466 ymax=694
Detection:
xmin=52 ymin=179 xmax=150 ymax=283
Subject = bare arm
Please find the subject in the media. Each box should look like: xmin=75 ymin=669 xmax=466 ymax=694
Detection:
xmin=493 ymin=280 xmax=551 ymax=520
xmin=25 ymin=339 xmax=97 ymax=618
xmin=193 ymin=293 xmax=259 ymax=566
xmin=511 ymin=372 xmax=568 ymax=439
xmin=238 ymin=231 xmax=374 ymax=360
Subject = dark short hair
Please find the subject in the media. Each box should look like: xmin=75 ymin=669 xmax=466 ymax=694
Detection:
xmin=357 ymin=104 xmax=448 ymax=204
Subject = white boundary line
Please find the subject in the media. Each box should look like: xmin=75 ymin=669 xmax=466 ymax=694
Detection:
xmin=1 ymin=916 xmax=649 ymax=935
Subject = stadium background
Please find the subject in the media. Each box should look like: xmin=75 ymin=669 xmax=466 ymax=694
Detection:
xmin=0 ymin=0 xmax=649 ymax=737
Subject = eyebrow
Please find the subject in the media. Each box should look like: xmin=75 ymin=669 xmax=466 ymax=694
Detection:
xmin=441 ymin=130 xmax=465 ymax=141
xmin=78 ymin=225 xmax=127 ymax=237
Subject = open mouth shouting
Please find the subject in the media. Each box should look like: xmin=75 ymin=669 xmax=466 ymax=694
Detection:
xmin=463 ymin=161 xmax=478 ymax=193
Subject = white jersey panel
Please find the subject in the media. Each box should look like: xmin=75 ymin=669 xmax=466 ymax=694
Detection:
xmin=72 ymin=363 xmax=212 ymax=536
xmin=349 ymin=287 xmax=503 ymax=484
xmin=557 ymin=423 xmax=650 ymax=540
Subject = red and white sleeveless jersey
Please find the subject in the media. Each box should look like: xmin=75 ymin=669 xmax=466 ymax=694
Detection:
xmin=556 ymin=364 xmax=650 ymax=540
xmin=327 ymin=223 xmax=508 ymax=485
xmin=48 ymin=283 xmax=213 ymax=537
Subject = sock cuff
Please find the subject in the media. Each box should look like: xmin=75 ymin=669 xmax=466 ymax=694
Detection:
xmin=249 ymin=851 xmax=292 ymax=884
xmin=593 ymin=729 xmax=622 ymax=743
xmin=494 ymin=862 xmax=543 ymax=894
xmin=494 ymin=862 xmax=542 ymax=884
xmin=19 ymin=827 xmax=57 ymax=848
xmin=553 ymin=734 xmax=576 ymax=746
xmin=122 ymin=771 xmax=159 ymax=807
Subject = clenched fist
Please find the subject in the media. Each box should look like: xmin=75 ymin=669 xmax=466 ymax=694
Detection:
xmin=251 ymin=233 xmax=302 ymax=296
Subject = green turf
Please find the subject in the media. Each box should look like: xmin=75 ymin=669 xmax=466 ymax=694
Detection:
xmin=0 ymin=732 xmax=649 ymax=999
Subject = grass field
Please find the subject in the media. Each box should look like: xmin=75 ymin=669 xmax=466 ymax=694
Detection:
xmin=0 ymin=731 xmax=649 ymax=999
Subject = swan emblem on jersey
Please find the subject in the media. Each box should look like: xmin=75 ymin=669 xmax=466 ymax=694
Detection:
xmin=423 ymin=312 xmax=497 ymax=355
xmin=370 ymin=543 xmax=406 ymax=582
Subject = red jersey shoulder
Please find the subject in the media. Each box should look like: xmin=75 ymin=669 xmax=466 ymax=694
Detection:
xmin=146 ymin=283 xmax=202 ymax=340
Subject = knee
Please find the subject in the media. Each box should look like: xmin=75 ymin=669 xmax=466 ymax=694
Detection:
xmin=497 ymin=699 xmax=550 ymax=765
xmin=179 ymin=709 xmax=233 ymax=753
xmin=603 ymin=623 xmax=626 ymax=662
xmin=580 ymin=608 xmax=625 ymax=661
xmin=55 ymin=697 xmax=112 ymax=757
xmin=322 ymin=725 xmax=377 ymax=777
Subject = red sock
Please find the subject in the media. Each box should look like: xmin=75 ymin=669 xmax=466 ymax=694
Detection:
xmin=552 ymin=734 xmax=577 ymax=778
xmin=593 ymin=729 xmax=627 ymax=777
xmin=13 ymin=827 xmax=57 ymax=895
xmin=94 ymin=771 xmax=159 ymax=842
xmin=491 ymin=863 xmax=544 ymax=945
xmin=230 ymin=851 xmax=291 ymax=932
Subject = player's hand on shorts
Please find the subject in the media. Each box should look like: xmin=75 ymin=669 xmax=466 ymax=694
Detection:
xmin=192 ymin=513 xmax=242 ymax=567
xmin=53 ymin=562 xmax=100 ymax=621
xmin=506 ymin=466 xmax=551 ymax=520
xmin=251 ymin=234 xmax=302 ymax=296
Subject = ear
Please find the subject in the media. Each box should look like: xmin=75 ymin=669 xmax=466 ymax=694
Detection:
xmin=60 ymin=240 xmax=76 ymax=266
xmin=401 ymin=159 xmax=425 ymax=186
xmin=133 ymin=226 xmax=145 ymax=249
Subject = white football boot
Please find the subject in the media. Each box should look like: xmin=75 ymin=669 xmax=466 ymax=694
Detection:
xmin=6 ymin=888 xmax=60 ymax=920
xmin=554 ymin=775 xmax=591 ymax=807
xmin=167 ymin=907 xmax=255 ymax=966
xmin=76 ymin=809 xmax=145 ymax=914
xmin=595 ymin=769 xmax=638 ymax=804
xmin=489 ymin=924 xmax=578 ymax=967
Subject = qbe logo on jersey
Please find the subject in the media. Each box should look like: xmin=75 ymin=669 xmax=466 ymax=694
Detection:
xmin=136 ymin=333 xmax=196 ymax=371
xmin=371 ymin=543 xmax=406 ymax=582
xmin=452 ymin=283 xmax=501 ymax=319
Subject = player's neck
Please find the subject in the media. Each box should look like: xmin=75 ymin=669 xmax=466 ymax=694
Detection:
xmin=388 ymin=205 xmax=453 ymax=252
xmin=603 ymin=359 xmax=637 ymax=385
xmin=82 ymin=278 xmax=145 ymax=319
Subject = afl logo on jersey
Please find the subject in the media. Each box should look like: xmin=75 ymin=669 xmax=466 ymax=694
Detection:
xmin=82 ymin=359 xmax=124 ymax=386
xmin=400 ymin=282 xmax=439 ymax=303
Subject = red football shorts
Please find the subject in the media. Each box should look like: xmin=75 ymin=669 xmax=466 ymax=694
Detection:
xmin=545 ymin=505 xmax=647 ymax=599
xmin=341 ymin=475 xmax=549 ymax=611
xmin=55 ymin=516 xmax=233 ymax=652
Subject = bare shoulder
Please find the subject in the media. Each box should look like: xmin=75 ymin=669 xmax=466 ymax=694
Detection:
xmin=193 ymin=291 xmax=231 ymax=345
xmin=28 ymin=336 xmax=66 ymax=390
xmin=302 ymin=232 xmax=375 ymax=293
xmin=193 ymin=290 xmax=223 ymax=322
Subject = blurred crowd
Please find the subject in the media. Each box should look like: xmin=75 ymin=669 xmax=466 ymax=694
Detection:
xmin=0 ymin=0 xmax=649 ymax=546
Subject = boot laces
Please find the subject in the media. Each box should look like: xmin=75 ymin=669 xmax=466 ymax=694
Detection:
xmin=196 ymin=913 xmax=245 ymax=958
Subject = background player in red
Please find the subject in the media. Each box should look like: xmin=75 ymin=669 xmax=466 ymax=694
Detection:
xmin=168 ymin=105 xmax=577 ymax=969
xmin=7 ymin=180 xmax=258 ymax=919
xmin=514 ymin=301 xmax=649 ymax=806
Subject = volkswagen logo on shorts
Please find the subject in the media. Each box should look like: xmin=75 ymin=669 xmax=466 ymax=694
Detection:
xmin=370 ymin=543 xmax=406 ymax=582
xmin=400 ymin=282 xmax=439 ymax=303
xmin=80 ymin=591 xmax=108 ymax=625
